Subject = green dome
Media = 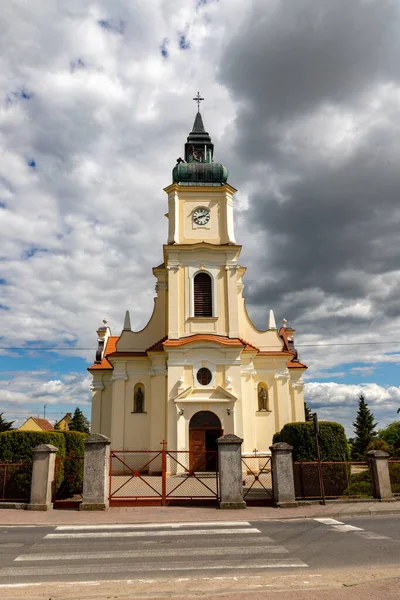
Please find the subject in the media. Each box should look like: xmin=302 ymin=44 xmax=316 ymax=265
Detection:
xmin=173 ymin=161 xmax=228 ymax=186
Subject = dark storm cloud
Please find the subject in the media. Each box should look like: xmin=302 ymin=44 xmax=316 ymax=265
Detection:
xmin=221 ymin=0 xmax=400 ymax=122
xmin=218 ymin=0 xmax=400 ymax=337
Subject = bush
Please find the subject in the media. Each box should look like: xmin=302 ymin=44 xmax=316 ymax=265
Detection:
xmin=272 ymin=432 xmax=281 ymax=444
xmin=58 ymin=431 xmax=87 ymax=498
xmin=378 ymin=421 xmax=400 ymax=458
xmin=366 ymin=439 xmax=393 ymax=457
xmin=276 ymin=421 xmax=351 ymax=462
xmin=389 ymin=462 xmax=400 ymax=494
xmin=0 ymin=431 xmax=66 ymax=497
xmin=0 ymin=430 xmax=66 ymax=462
xmin=346 ymin=470 xmax=373 ymax=497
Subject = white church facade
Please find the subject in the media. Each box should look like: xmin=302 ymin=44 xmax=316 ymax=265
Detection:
xmin=88 ymin=103 xmax=307 ymax=460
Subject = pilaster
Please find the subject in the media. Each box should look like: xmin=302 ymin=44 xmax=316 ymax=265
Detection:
xmin=110 ymin=363 xmax=127 ymax=449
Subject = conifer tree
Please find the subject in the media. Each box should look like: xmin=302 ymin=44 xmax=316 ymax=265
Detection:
xmin=0 ymin=412 xmax=14 ymax=432
xmin=304 ymin=402 xmax=313 ymax=422
xmin=352 ymin=394 xmax=377 ymax=460
xmin=69 ymin=408 xmax=90 ymax=433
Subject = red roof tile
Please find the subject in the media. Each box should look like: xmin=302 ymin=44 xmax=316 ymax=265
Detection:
xmin=147 ymin=336 xmax=168 ymax=352
xmin=287 ymin=360 xmax=308 ymax=369
xmin=88 ymin=336 xmax=118 ymax=370
xmin=31 ymin=418 xmax=54 ymax=431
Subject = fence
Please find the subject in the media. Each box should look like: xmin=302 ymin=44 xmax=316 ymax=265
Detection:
xmin=53 ymin=456 xmax=84 ymax=509
xmin=389 ymin=460 xmax=400 ymax=497
xmin=0 ymin=462 xmax=32 ymax=502
xmin=241 ymin=454 xmax=273 ymax=505
xmin=109 ymin=448 xmax=218 ymax=506
xmin=293 ymin=461 xmax=372 ymax=500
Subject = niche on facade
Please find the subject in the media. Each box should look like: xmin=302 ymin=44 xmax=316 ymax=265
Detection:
xmin=257 ymin=382 xmax=270 ymax=412
xmin=132 ymin=383 xmax=145 ymax=413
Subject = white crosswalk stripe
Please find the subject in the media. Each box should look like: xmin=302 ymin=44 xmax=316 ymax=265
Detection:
xmin=45 ymin=527 xmax=262 ymax=539
xmin=313 ymin=517 xmax=393 ymax=540
xmin=0 ymin=522 xmax=308 ymax=584
xmin=54 ymin=521 xmax=251 ymax=531
xmin=15 ymin=545 xmax=289 ymax=561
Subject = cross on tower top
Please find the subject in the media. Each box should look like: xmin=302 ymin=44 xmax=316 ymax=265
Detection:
xmin=193 ymin=91 xmax=204 ymax=111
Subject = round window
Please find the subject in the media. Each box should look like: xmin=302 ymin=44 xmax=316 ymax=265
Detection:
xmin=197 ymin=367 xmax=212 ymax=386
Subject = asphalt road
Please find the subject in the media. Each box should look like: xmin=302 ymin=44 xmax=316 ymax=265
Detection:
xmin=0 ymin=515 xmax=399 ymax=590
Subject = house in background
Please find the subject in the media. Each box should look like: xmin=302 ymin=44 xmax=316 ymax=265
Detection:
xmin=18 ymin=417 xmax=55 ymax=432
xmin=55 ymin=412 xmax=72 ymax=431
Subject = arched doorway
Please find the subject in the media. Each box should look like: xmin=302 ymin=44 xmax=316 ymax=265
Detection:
xmin=189 ymin=411 xmax=222 ymax=471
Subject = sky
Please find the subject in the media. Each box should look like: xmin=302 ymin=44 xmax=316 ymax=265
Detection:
xmin=1 ymin=0 xmax=400 ymax=435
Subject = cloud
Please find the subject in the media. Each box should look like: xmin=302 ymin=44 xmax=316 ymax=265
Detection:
xmin=0 ymin=0 xmax=399 ymax=433
xmin=305 ymin=381 xmax=400 ymax=434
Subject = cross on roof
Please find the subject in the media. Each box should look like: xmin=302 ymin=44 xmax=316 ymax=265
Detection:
xmin=193 ymin=91 xmax=204 ymax=111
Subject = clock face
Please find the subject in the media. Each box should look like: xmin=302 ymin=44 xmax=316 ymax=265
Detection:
xmin=193 ymin=207 xmax=210 ymax=226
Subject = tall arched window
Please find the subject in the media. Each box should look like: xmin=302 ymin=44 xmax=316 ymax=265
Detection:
xmin=194 ymin=272 xmax=212 ymax=317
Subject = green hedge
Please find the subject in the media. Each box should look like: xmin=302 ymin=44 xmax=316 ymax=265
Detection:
xmin=274 ymin=421 xmax=351 ymax=462
xmin=389 ymin=462 xmax=400 ymax=494
xmin=0 ymin=431 xmax=66 ymax=498
xmin=0 ymin=430 xmax=87 ymax=500
xmin=58 ymin=431 xmax=87 ymax=499
xmin=0 ymin=430 xmax=66 ymax=461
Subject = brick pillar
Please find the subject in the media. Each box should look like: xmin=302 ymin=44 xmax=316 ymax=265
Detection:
xmin=28 ymin=444 xmax=58 ymax=511
xmin=367 ymin=449 xmax=393 ymax=501
xmin=217 ymin=434 xmax=246 ymax=509
xmin=270 ymin=442 xmax=298 ymax=508
xmin=80 ymin=433 xmax=111 ymax=511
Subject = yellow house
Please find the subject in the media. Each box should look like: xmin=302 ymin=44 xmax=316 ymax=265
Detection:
xmin=18 ymin=417 xmax=55 ymax=432
xmin=88 ymin=106 xmax=307 ymax=457
xmin=55 ymin=413 xmax=72 ymax=431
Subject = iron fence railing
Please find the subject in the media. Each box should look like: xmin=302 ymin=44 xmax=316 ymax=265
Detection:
xmin=53 ymin=456 xmax=84 ymax=508
xmin=109 ymin=445 xmax=218 ymax=506
xmin=0 ymin=462 xmax=32 ymax=502
xmin=241 ymin=454 xmax=273 ymax=504
xmin=388 ymin=460 xmax=400 ymax=497
xmin=293 ymin=461 xmax=372 ymax=499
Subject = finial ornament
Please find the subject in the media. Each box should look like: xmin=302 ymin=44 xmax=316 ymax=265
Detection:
xmin=193 ymin=91 xmax=204 ymax=111
xmin=282 ymin=318 xmax=287 ymax=329
xmin=123 ymin=310 xmax=131 ymax=331
xmin=103 ymin=318 xmax=108 ymax=326
xmin=268 ymin=309 xmax=277 ymax=330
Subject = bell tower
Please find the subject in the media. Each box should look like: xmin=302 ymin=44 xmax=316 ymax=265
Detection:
xmin=164 ymin=96 xmax=241 ymax=339
xmin=166 ymin=98 xmax=236 ymax=247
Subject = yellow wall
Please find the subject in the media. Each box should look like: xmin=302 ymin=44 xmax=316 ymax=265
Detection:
xmin=19 ymin=418 xmax=47 ymax=432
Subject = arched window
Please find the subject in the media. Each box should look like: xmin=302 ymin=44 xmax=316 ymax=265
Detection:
xmin=257 ymin=383 xmax=269 ymax=412
xmin=194 ymin=272 xmax=212 ymax=317
xmin=132 ymin=383 xmax=145 ymax=413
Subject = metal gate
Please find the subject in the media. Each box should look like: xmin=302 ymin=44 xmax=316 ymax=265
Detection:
xmin=109 ymin=442 xmax=218 ymax=506
xmin=242 ymin=454 xmax=273 ymax=505
xmin=53 ymin=456 xmax=84 ymax=509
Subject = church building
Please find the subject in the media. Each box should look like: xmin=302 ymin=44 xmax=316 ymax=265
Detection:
xmin=88 ymin=99 xmax=307 ymax=459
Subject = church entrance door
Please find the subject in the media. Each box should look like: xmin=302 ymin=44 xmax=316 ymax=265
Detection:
xmin=189 ymin=411 xmax=222 ymax=472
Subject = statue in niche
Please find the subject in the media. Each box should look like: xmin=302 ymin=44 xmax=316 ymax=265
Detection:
xmin=259 ymin=387 xmax=268 ymax=412
xmin=134 ymin=387 xmax=144 ymax=413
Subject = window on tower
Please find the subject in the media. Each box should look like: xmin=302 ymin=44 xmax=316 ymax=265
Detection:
xmin=194 ymin=272 xmax=212 ymax=317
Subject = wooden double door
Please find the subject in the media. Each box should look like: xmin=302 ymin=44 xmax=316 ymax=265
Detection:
xmin=188 ymin=410 xmax=222 ymax=472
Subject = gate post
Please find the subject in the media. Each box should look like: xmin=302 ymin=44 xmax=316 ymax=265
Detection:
xmin=80 ymin=433 xmax=111 ymax=511
xmin=270 ymin=442 xmax=298 ymax=507
xmin=217 ymin=434 xmax=246 ymax=509
xmin=28 ymin=444 xmax=58 ymax=511
xmin=367 ymin=450 xmax=393 ymax=501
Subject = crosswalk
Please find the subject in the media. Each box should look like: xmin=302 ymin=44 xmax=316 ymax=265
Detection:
xmin=0 ymin=521 xmax=308 ymax=585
